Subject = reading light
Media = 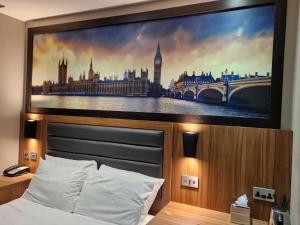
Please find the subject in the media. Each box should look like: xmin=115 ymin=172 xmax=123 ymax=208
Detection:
xmin=183 ymin=131 xmax=198 ymax=158
xmin=24 ymin=120 xmax=38 ymax=139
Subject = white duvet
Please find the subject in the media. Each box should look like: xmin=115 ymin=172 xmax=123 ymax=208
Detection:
xmin=0 ymin=198 xmax=153 ymax=225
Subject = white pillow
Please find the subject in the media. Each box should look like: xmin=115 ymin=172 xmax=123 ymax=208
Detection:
xmin=45 ymin=155 xmax=98 ymax=170
xmin=74 ymin=167 xmax=155 ymax=225
xmin=99 ymin=165 xmax=164 ymax=222
xmin=23 ymin=158 xmax=88 ymax=212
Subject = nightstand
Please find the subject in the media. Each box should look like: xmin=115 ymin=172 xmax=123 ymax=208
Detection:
xmin=148 ymin=202 xmax=268 ymax=225
xmin=0 ymin=173 xmax=33 ymax=204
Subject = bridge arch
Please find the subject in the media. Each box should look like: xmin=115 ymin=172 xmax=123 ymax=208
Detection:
xmin=175 ymin=91 xmax=182 ymax=99
xmin=197 ymin=87 xmax=223 ymax=103
xmin=183 ymin=90 xmax=195 ymax=100
xmin=183 ymin=88 xmax=196 ymax=96
xmin=228 ymin=84 xmax=269 ymax=100
xmin=228 ymin=85 xmax=270 ymax=111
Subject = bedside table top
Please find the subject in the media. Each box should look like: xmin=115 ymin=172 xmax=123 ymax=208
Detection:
xmin=0 ymin=173 xmax=33 ymax=189
xmin=148 ymin=201 xmax=267 ymax=225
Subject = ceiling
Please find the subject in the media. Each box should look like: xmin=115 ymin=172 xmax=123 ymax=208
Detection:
xmin=0 ymin=0 xmax=154 ymax=21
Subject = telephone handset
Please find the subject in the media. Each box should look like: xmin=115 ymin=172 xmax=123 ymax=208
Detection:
xmin=3 ymin=165 xmax=30 ymax=177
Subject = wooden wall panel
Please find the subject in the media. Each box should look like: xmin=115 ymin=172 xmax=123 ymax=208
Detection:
xmin=19 ymin=114 xmax=292 ymax=220
xmin=171 ymin=123 xmax=292 ymax=221
xmin=19 ymin=113 xmax=47 ymax=173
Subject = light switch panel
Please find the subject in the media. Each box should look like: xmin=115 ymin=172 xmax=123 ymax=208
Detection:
xmin=181 ymin=175 xmax=199 ymax=188
xmin=30 ymin=152 xmax=37 ymax=161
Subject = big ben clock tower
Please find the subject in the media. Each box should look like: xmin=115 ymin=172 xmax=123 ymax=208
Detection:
xmin=154 ymin=42 xmax=162 ymax=85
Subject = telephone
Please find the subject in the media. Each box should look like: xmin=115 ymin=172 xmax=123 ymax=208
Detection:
xmin=3 ymin=165 xmax=30 ymax=177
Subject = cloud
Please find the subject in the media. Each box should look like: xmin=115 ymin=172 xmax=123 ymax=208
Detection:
xmin=41 ymin=5 xmax=275 ymax=48
xmin=32 ymin=5 xmax=275 ymax=88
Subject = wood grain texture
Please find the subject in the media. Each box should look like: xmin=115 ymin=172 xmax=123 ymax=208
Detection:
xmin=148 ymin=201 xmax=267 ymax=225
xmin=171 ymin=123 xmax=292 ymax=221
xmin=0 ymin=173 xmax=33 ymax=204
xmin=19 ymin=113 xmax=46 ymax=173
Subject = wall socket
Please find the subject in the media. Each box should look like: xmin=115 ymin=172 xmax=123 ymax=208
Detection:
xmin=30 ymin=152 xmax=37 ymax=161
xmin=23 ymin=152 xmax=29 ymax=159
xmin=181 ymin=175 xmax=199 ymax=188
xmin=253 ymin=187 xmax=275 ymax=203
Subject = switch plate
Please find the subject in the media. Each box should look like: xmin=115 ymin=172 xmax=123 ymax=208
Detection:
xmin=23 ymin=152 xmax=29 ymax=159
xmin=181 ymin=175 xmax=199 ymax=188
xmin=253 ymin=187 xmax=275 ymax=202
xmin=30 ymin=152 xmax=37 ymax=161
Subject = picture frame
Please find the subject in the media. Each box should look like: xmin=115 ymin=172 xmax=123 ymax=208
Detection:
xmin=26 ymin=0 xmax=287 ymax=128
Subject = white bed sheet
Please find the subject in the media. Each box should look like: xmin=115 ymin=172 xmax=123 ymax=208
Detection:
xmin=139 ymin=215 xmax=154 ymax=225
xmin=0 ymin=198 xmax=153 ymax=225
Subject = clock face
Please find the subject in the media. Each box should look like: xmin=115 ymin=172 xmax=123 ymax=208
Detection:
xmin=155 ymin=59 xmax=161 ymax=65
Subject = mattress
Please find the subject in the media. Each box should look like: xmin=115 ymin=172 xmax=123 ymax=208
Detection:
xmin=0 ymin=198 xmax=153 ymax=225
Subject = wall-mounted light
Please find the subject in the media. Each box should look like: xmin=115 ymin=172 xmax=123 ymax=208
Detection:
xmin=24 ymin=120 xmax=38 ymax=139
xmin=183 ymin=131 xmax=199 ymax=158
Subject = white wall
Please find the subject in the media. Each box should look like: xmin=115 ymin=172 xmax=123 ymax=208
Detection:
xmin=280 ymin=0 xmax=300 ymax=224
xmin=27 ymin=0 xmax=212 ymax=27
xmin=289 ymin=1 xmax=300 ymax=224
xmin=0 ymin=13 xmax=25 ymax=172
xmin=281 ymin=0 xmax=298 ymax=129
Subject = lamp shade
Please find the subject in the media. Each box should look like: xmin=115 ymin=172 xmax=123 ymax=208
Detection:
xmin=24 ymin=120 xmax=38 ymax=139
xmin=183 ymin=131 xmax=198 ymax=157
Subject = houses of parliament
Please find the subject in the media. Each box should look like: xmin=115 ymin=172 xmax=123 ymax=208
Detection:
xmin=32 ymin=43 xmax=163 ymax=97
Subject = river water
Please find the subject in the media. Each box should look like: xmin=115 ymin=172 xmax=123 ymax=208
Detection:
xmin=31 ymin=95 xmax=268 ymax=118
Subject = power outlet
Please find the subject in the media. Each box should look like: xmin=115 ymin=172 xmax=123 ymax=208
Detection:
xmin=23 ymin=152 xmax=29 ymax=159
xmin=181 ymin=175 xmax=199 ymax=189
xmin=30 ymin=152 xmax=37 ymax=161
xmin=253 ymin=187 xmax=275 ymax=203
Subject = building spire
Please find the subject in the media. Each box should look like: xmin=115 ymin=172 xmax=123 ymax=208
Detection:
xmin=90 ymin=58 xmax=93 ymax=69
xmin=88 ymin=58 xmax=94 ymax=80
xmin=157 ymin=41 xmax=160 ymax=52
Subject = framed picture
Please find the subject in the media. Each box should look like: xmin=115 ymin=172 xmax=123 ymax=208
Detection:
xmin=26 ymin=0 xmax=287 ymax=128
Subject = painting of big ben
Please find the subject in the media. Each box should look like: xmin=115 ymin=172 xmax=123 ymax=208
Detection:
xmin=154 ymin=42 xmax=162 ymax=85
xmin=28 ymin=2 xmax=285 ymax=127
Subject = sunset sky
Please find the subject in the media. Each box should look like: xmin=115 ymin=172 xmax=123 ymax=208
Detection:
xmin=32 ymin=5 xmax=275 ymax=88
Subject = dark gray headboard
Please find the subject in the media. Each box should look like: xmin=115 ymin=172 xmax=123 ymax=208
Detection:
xmin=47 ymin=122 xmax=164 ymax=178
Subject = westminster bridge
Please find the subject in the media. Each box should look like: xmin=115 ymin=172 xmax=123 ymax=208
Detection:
xmin=168 ymin=77 xmax=271 ymax=111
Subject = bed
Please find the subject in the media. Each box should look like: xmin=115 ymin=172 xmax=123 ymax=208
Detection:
xmin=0 ymin=198 xmax=154 ymax=225
xmin=0 ymin=122 xmax=165 ymax=225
